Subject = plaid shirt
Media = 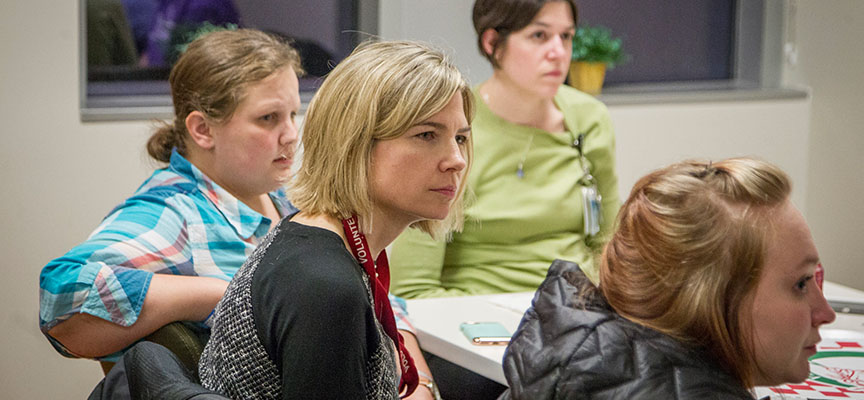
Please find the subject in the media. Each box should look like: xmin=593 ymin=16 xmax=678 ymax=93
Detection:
xmin=39 ymin=150 xmax=414 ymax=360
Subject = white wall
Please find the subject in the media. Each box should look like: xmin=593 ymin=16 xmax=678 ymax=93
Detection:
xmin=1 ymin=0 xmax=861 ymax=398
xmin=783 ymin=0 xmax=864 ymax=291
xmin=379 ymin=0 xmax=491 ymax=85
xmin=1 ymin=1 xmax=154 ymax=397
xmin=610 ymin=98 xmax=811 ymax=210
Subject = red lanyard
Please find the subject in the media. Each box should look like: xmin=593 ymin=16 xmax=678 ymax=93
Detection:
xmin=342 ymin=216 xmax=418 ymax=397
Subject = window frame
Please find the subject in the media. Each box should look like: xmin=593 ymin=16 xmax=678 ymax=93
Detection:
xmin=79 ymin=0 xmax=800 ymax=122
xmin=596 ymin=0 xmax=803 ymax=104
xmin=79 ymin=0 xmax=379 ymax=122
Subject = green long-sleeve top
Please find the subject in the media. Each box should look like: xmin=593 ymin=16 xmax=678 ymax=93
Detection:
xmin=390 ymin=85 xmax=620 ymax=298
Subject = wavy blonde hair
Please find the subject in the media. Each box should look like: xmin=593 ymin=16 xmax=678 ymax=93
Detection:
xmin=599 ymin=157 xmax=791 ymax=388
xmin=290 ymin=40 xmax=474 ymax=239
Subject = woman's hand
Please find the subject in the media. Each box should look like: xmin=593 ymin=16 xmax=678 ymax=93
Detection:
xmin=404 ymin=385 xmax=436 ymax=400
xmin=399 ymin=330 xmax=440 ymax=400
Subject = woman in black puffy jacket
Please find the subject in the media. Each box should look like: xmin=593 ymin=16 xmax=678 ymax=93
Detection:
xmin=501 ymin=157 xmax=836 ymax=399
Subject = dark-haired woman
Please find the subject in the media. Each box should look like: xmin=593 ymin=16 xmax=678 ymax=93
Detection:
xmin=391 ymin=0 xmax=620 ymax=299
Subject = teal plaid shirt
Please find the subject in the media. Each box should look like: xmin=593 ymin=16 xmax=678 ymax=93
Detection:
xmin=39 ymin=150 xmax=414 ymax=361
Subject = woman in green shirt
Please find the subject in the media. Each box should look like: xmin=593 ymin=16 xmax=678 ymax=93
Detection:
xmin=391 ymin=0 xmax=620 ymax=298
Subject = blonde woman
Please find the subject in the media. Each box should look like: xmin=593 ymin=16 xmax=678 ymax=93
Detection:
xmin=501 ymin=158 xmax=836 ymax=399
xmin=199 ymin=40 xmax=473 ymax=399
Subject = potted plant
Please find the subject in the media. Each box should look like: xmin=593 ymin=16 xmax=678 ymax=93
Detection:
xmin=569 ymin=25 xmax=625 ymax=95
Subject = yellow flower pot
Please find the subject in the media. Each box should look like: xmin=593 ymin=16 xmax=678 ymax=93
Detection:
xmin=568 ymin=61 xmax=607 ymax=96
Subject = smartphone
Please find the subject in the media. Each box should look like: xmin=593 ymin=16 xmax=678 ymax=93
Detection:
xmin=460 ymin=321 xmax=511 ymax=346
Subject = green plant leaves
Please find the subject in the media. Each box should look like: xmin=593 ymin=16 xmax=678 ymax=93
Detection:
xmin=571 ymin=25 xmax=626 ymax=68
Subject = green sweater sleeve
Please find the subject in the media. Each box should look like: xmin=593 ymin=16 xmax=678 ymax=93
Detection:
xmin=389 ymin=228 xmax=474 ymax=298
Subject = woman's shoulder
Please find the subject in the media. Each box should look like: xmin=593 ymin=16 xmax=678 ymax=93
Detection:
xmin=555 ymin=85 xmax=610 ymax=121
xmin=253 ymin=222 xmax=368 ymax=298
xmin=134 ymin=166 xmax=197 ymax=195
xmin=247 ymin=223 xmax=374 ymax=345
xmin=555 ymin=85 xmax=614 ymax=138
xmin=112 ymin=168 xmax=202 ymax=217
xmin=101 ymin=168 xmax=208 ymax=224
xmin=504 ymin=261 xmax=752 ymax=399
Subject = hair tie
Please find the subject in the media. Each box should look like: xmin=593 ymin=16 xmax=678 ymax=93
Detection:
xmin=690 ymin=162 xmax=714 ymax=179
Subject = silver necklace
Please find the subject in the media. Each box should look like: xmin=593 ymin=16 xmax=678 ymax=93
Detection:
xmin=516 ymin=133 xmax=535 ymax=179
xmin=480 ymin=86 xmax=538 ymax=179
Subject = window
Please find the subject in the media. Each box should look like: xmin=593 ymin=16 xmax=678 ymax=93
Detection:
xmin=80 ymin=0 xmax=378 ymax=121
xmin=577 ymin=1 xmax=735 ymax=85
xmin=572 ymin=0 xmax=787 ymax=96
xmin=81 ymin=0 xmax=794 ymax=120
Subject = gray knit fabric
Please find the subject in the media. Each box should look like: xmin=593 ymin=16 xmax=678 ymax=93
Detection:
xmin=198 ymin=224 xmax=399 ymax=399
xmin=198 ymin=224 xmax=282 ymax=398
xmin=356 ymin=273 xmax=401 ymax=400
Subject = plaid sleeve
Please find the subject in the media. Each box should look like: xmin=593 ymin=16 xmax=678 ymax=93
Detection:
xmin=39 ymin=195 xmax=192 ymax=340
xmin=389 ymin=293 xmax=415 ymax=334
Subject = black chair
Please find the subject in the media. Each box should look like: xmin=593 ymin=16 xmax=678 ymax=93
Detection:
xmin=142 ymin=321 xmax=209 ymax=374
xmin=123 ymin=341 xmax=228 ymax=400
xmin=88 ymin=322 xmax=218 ymax=400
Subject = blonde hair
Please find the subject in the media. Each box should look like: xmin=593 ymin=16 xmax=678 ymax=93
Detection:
xmin=599 ymin=157 xmax=791 ymax=388
xmin=146 ymin=29 xmax=303 ymax=162
xmin=291 ymin=40 xmax=474 ymax=238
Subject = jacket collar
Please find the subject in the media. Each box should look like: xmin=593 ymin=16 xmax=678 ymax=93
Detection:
xmin=169 ymin=149 xmax=288 ymax=240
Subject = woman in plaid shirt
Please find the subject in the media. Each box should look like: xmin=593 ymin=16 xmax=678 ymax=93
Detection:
xmin=39 ymin=29 xmax=303 ymax=364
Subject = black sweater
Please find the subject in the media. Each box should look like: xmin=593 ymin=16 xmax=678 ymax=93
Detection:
xmin=199 ymin=218 xmax=398 ymax=400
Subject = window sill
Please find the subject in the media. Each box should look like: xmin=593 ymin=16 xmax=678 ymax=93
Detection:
xmin=597 ymin=82 xmax=808 ymax=106
xmin=81 ymin=79 xmax=320 ymax=122
xmin=81 ymin=82 xmax=808 ymax=122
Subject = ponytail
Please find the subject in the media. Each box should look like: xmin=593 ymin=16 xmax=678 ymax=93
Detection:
xmin=146 ymin=121 xmax=187 ymax=163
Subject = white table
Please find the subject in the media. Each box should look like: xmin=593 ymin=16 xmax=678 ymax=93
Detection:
xmin=405 ymin=292 xmax=532 ymax=384
xmin=405 ymin=282 xmax=864 ymax=386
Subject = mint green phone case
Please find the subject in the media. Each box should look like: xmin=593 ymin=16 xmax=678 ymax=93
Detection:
xmin=460 ymin=322 xmax=511 ymax=345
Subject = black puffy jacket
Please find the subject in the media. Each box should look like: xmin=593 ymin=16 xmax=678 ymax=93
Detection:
xmin=499 ymin=260 xmax=754 ymax=400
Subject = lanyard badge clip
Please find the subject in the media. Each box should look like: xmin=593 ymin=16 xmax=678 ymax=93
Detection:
xmin=573 ymin=133 xmax=602 ymax=237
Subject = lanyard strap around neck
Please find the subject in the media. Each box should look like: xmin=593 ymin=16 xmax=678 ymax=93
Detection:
xmin=571 ymin=132 xmax=596 ymax=187
xmin=341 ymin=216 xmax=419 ymax=397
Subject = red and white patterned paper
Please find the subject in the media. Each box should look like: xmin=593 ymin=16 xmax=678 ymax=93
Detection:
xmin=758 ymin=340 xmax=864 ymax=399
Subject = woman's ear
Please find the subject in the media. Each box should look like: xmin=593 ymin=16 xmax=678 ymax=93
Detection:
xmin=480 ymin=28 xmax=499 ymax=59
xmin=186 ymin=111 xmax=215 ymax=150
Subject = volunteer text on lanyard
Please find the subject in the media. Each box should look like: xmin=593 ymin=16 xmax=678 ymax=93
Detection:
xmin=342 ymin=216 xmax=419 ymax=397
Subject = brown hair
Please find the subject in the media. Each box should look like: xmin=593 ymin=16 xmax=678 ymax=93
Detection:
xmin=599 ymin=157 xmax=791 ymax=388
xmin=146 ymin=29 xmax=303 ymax=162
xmin=291 ymin=40 xmax=474 ymax=239
xmin=472 ymin=0 xmax=577 ymax=68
